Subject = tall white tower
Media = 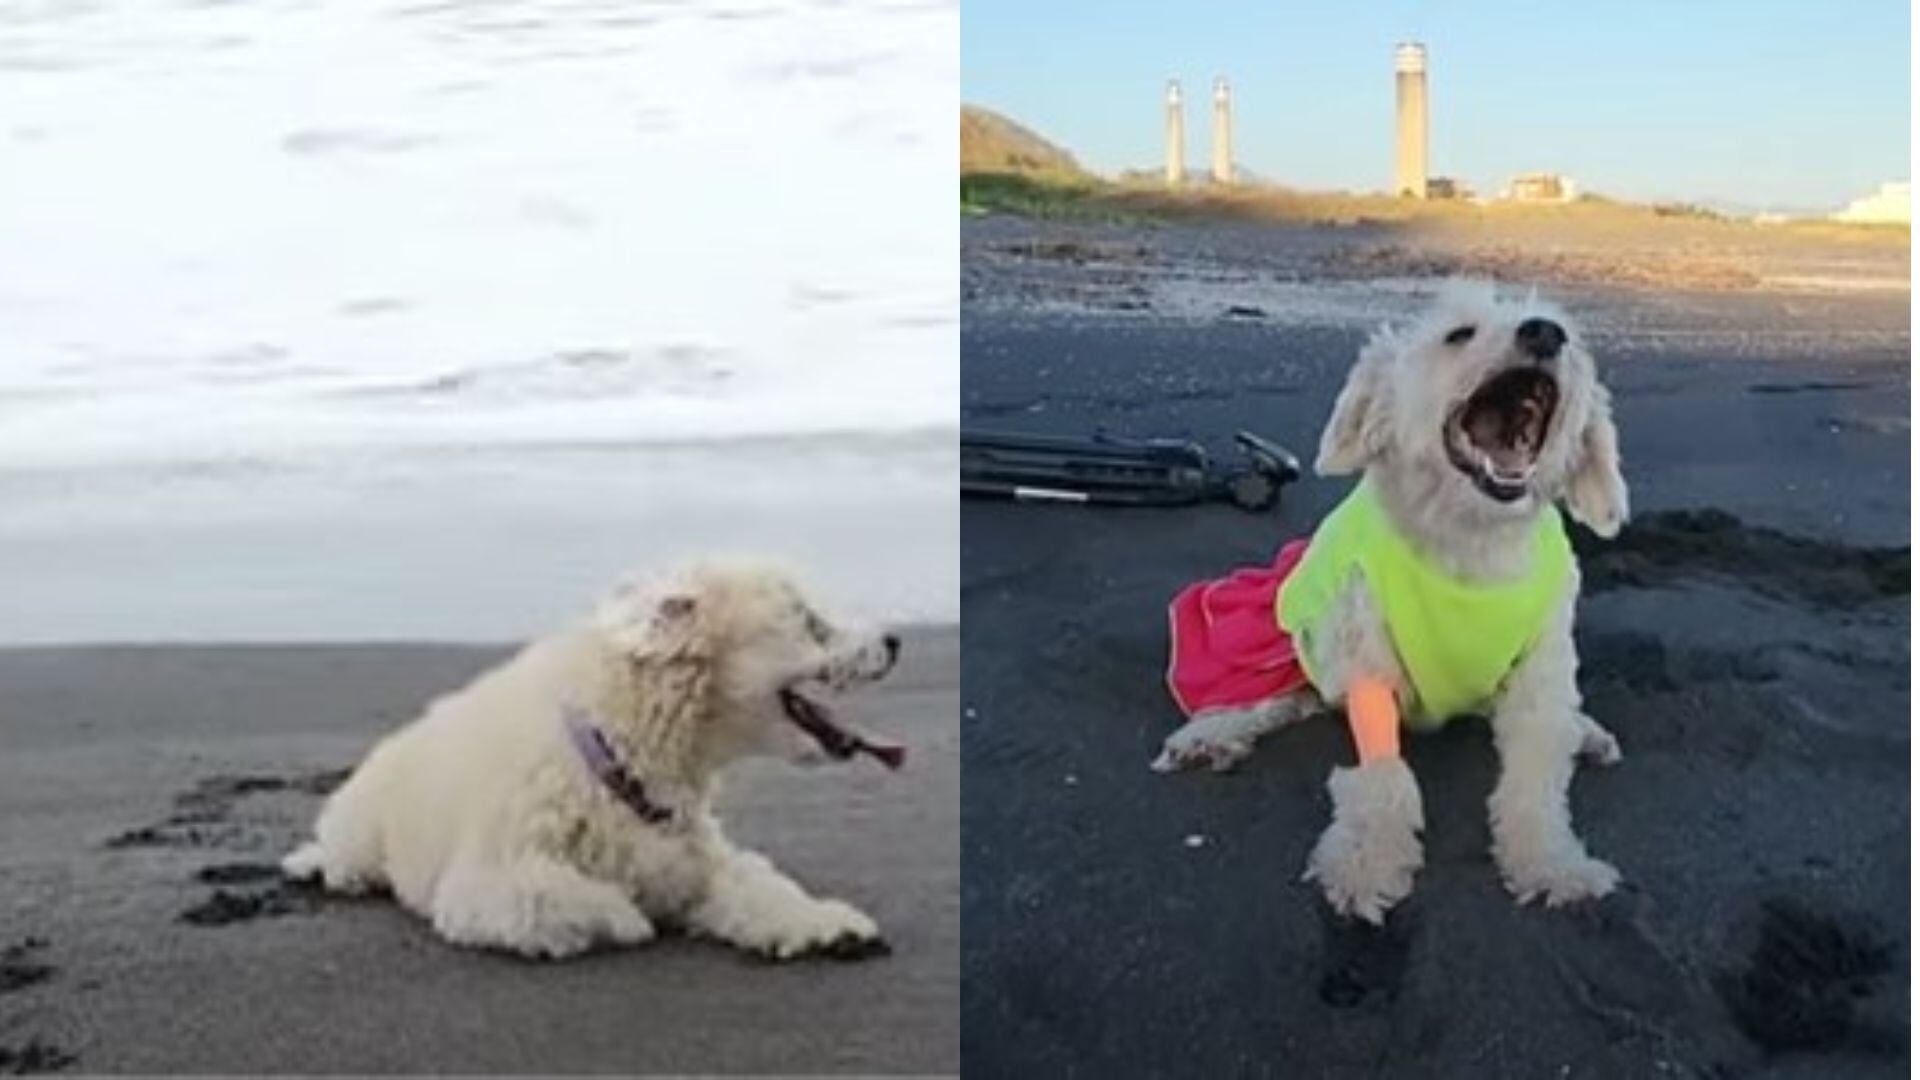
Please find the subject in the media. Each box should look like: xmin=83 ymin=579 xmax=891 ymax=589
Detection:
xmin=1164 ymin=80 xmax=1186 ymax=187
xmin=1210 ymin=77 xmax=1233 ymax=184
xmin=1394 ymin=43 xmax=1428 ymax=198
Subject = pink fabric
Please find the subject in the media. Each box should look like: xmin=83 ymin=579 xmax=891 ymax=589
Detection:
xmin=1165 ymin=538 xmax=1313 ymax=719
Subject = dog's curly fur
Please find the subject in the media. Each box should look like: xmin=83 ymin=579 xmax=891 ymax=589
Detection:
xmin=283 ymin=560 xmax=901 ymax=960
xmin=1157 ymin=281 xmax=1630 ymax=923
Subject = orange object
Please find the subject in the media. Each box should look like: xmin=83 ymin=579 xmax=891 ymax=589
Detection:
xmin=1347 ymin=678 xmax=1401 ymax=764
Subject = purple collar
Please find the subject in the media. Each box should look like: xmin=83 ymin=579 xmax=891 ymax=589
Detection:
xmin=562 ymin=704 xmax=675 ymax=825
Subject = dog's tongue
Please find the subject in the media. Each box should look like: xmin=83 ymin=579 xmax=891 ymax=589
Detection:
xmin=785 ymin=688 xmax=905 ymax=770
xmin=856 ymin=738 xmax=907 ymax=770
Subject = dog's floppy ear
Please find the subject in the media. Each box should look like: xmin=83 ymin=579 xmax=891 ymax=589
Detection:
xmin=1562 ymin=384 xmax=1629 ymax=538
xmin=595 ymin=582 xmax=709 ymax=659
xmin=1315 ymin=328 xmax=1395 ymax=476
xmin=594 ymin=580 xmax=716 ymax=779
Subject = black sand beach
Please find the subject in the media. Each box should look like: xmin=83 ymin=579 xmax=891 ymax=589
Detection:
xmin=961 ymin=216 xmax=1909 ymax=1076
xmin=0 ymin=629 xmax=957 ymax=1075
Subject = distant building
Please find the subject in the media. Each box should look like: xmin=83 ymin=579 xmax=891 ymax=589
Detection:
xmin=1833 ymin=181 xmax=1910 ymax=224
xmin=1505 ymin=172 xmax=1576 ymax=203
xmin=1425 ymin=176 xmax=1471 ymax=200
xmin=1394 ymin=44 xmax=1428 ymax=198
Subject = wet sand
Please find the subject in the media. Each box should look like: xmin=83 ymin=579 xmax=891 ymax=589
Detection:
xmin=0 ymin=629 xmax=957 ymax=1075
xmin=961 ymin=216 xmax=1908 ymax=1076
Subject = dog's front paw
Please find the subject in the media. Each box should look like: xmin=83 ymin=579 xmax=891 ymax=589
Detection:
xmin=1304 ymin=818 xmax=1422 ymax=924
xmin=1302 ymin=760 xmax=1424 ymax=924
xmin=1499 ymin=852 xmax=1620 ymax=908
xmin=812 ymin=931 xmax=894 ymax=961
xmin=754 ymin=899 xmax=887 ymax=962
xmin=517 ymin=910 xmax=657 ymax=959
xmin=436 ymin=888 xmax=657 ymax=960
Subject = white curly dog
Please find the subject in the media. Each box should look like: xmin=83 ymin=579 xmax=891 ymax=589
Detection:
xmin=283 ymin=561 xmax=905 ymax=960
xmin=1155 ymin=281 xmax=1630 ymax=923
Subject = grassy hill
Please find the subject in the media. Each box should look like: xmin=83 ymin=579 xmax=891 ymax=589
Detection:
xmin=960 ymin=106 xmax=1087 ymax=181
xmin=960 ymin=106 xmax=1119 ymax=219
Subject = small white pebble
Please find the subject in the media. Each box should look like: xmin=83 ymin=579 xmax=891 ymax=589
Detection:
xmin=1064 ymin=774 xmax=1078 ymax=786
xmin=1184 ymin=833 xmax=1206 ymax=849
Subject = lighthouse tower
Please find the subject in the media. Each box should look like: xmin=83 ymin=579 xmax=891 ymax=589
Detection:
xmin=1394 ymin=43 xmax=1428 ymax=198
xmin=1164 ymin=80 xmax=1186 ymax=187
xmin=1210 ymin=77 xmax=1234 ymax=184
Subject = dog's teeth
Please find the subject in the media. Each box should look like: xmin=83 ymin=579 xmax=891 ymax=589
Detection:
xmin=1476 ymin=449 xmax=1535 ymax=486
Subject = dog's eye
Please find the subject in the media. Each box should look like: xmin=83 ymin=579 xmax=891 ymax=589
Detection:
xmin=1444 ymin=325 xmax=1476 ymax=346
xmin=802 ymin=611 xmax=833 ymax=643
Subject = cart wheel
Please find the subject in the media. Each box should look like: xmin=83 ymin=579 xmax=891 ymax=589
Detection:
xmin=1227 ymin=471 xmax=1278 ymax=512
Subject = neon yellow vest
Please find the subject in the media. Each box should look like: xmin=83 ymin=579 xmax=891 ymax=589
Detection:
xmin=1276 ymin=479 xmax=1572 ymax=726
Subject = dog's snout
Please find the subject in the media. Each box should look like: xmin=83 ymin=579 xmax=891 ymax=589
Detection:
xmin=1515 ymin=318 xmax=1566 ymax=361
xmin=882 ymin=633 xmax=902 ymax=664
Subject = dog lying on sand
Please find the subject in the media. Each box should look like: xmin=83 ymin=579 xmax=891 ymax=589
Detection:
xmin=284 ymin=561 xmax=904 ymax=959
xmin=1157 ymin=281 xmax=1630 ymax=923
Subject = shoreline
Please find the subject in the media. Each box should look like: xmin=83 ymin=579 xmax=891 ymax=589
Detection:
xmin=0 ymin=436 xmax=959 ymax=644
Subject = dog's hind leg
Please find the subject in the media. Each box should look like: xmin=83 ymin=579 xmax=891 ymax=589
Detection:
xmin=1151 ymin=692 xmax=1318 ymax=773
xmin=281 ymin=788 xmax=386 ymax=896
xmin=428 ymin=853 xmax=655 ymax=960
xmin=1575 ymin=711 xmax=1622 ymax=766
xmin=280 ymin=840 xmax=338 ymax=884
xmin=281 ymin=837 xmax=387 ymax=896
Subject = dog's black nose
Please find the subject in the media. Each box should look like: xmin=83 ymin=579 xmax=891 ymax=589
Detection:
xmin=1515 ymin=318 xmax=1567 ymax=361
xmin=883 ymin=634 xmax=902 ymax=663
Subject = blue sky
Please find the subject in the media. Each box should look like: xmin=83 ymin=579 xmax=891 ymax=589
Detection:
xmin=962 ymin=1 xmax=1910 ymax=211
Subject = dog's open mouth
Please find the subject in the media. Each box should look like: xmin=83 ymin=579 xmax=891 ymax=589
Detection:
xmin=1444 ymin=367 xmax=1560 ymax=503
xmin=779 ymin=687 xmax=904 ymax=770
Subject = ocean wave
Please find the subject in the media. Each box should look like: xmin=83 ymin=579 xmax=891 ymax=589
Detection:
xmin=0 ymin=0 xmax=954 ymax=472
xmin=341 ymin=343 xmax=734 ymax=402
